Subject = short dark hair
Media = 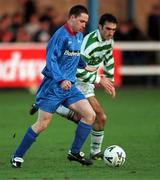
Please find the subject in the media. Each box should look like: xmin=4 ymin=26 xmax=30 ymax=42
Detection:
xmin=99 ymin=13 xmax=118 ymax=26
xmin=69 ymin=5 xmax=88 ymax=17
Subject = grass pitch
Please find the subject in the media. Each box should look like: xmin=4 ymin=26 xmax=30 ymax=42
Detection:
xmin=0 ymin=88 xmax=160 ymax=179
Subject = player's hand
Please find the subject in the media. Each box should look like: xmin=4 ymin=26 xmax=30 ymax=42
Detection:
xmin=99 ymin=77 xmax=116 ymax=98
xmin=85 ymin=65 xmax=98 ymax=72
xmin=60 ymin=80 xmax=72 ymax=90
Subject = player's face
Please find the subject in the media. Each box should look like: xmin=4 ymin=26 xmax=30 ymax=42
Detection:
xmin=71 ymin=13 xmax=88 ymax=33
xmin=99 ymin=22 xmax=117 ymax=40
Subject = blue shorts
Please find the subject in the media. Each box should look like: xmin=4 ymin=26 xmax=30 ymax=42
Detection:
xmin=35 ymin=77 xmax=85 ymax=113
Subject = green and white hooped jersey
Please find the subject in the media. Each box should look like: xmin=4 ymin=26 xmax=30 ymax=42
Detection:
xmin=76 ymin=29 xmax=114 ymax=84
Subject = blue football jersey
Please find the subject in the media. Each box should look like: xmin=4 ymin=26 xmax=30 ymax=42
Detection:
xmin=42 ymin=23 xmax=86 ymax=83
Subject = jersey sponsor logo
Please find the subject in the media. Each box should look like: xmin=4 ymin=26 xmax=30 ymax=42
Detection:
xmin=64 ymin=50 xmax=80 ymax=56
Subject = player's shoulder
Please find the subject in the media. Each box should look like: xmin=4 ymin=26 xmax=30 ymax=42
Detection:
xmin=82 ymin=30 xmax=98 ymax=50
xmin=110 ymin=39 xmax=114 ymax=47
xmin=84 ymin=30 xmax=97 ymax=40
xmin=106 ymin=38 xmax=114 ymax=47
xmin=49 ymin=26 xmax=68 ymax=43
xmin=108 ymin=39 xmax=114 ymax=47
xmin=54 ymin=25 xmax=67 ymax=38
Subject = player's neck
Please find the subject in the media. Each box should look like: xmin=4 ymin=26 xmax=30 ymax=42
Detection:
xmin=65 ymin=21 xmax=76 ymax=35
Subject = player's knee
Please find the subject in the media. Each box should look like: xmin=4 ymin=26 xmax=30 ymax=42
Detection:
xmin=38 ymin=122 xmax=49 ymax=132
xmin=101 ymin=113 xmax=107 ymax=126
xmin=87 ymin=110 xmax=96 ymax=125
xmin=34 ymin=116 xmax=51 ymax=133
xmin=97 ymin=112 xmax=107 ymax=127
xmin=41 ymin=120 xmax=50 ymax=130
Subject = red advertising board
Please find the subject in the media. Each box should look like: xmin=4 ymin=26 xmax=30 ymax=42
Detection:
xmin=0 ymin=44 xmax=121 ymax=88
xmin=0 ymin=45 xmax=46 ymax=88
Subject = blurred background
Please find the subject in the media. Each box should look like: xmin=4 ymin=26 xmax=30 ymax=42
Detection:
xmin=0 ymin=0 xmax=160 ymax=89
xmin=0 ymin=1 xmax=160 ymax=178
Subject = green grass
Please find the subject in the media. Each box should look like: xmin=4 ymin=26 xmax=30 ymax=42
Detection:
xmin=0 ymin=88 xmax=160 ymax=180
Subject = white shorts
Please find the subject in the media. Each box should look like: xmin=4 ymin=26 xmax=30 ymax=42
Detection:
xmin=75 ymin=80 xmax=95 ymax=98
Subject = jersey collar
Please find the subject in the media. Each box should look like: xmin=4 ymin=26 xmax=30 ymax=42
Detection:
xmin=96 ymin=29 xmax=103 ymax=42
xmin=64 ymin=22 xmax=76 ymax=36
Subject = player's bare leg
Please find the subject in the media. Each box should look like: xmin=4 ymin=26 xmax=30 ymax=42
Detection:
xmin=87 ymin=96 xmax=106 ymax=160
xmin=11 ymin=110 xmax=53 ymax=168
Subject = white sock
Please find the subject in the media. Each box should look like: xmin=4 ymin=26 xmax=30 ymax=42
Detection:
xmin=90 ymin=130 xmax=104 ymax=155
xmin=56 ymin=105 xmax=74 ymax=119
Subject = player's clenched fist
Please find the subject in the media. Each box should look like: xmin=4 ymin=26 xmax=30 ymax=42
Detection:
xmin=60 ymin=80 xmax=72 ymax=90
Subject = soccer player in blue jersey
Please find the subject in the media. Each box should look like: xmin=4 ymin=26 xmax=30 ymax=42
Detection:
xmin=55 ymin=13 xmax=117 ymax=160
xmin=11 ymin=5 xmax=96 ymax=168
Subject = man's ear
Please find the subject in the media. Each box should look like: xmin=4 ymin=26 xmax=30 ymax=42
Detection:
xmin=70 ymin=15 xmax=75 ymax=20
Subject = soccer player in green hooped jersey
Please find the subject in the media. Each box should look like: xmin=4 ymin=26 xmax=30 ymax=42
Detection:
xmin=30 ymin=13 xmax=117 ymax=160
xmin=55 ymin=13 xmax=117 ymax=160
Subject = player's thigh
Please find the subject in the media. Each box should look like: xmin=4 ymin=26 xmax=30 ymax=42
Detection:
xmin=37 ymin=109 xmax=53 ymax=122
xmin=32 ymin=109 xmax=53 ymax=133
xmin=68 ymin=99 xmax=95 ymax=121
xmin=87 ymin=96 xmax=105 ymax=115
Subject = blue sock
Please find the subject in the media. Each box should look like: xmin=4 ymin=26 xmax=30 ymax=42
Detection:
xmin=14 ymin=127 xmax=38 ymax=158
xmin=71 ymin=121 xmax=91 ymax=153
